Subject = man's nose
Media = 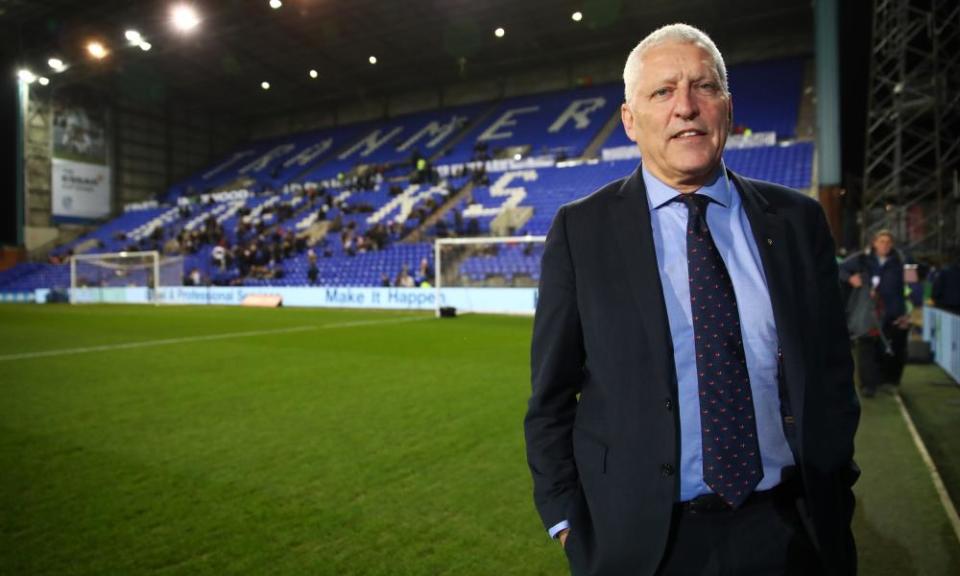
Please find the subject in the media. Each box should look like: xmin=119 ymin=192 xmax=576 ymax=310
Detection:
xmin=674 ymin=88 xmax=699 ymax=120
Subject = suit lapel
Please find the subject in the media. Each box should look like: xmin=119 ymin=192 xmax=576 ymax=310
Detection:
xmin=730 ymin=171 xmax=806 ymax=449
xmin=609 ymin=167 xmax=675 ymax=388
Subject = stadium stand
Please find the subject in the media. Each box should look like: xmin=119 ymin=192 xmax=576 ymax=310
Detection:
xmin=0 ymin=58 xmax=814 ymax=293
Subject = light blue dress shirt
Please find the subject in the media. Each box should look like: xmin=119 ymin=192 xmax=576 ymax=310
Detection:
xmin=643 ymin=162 xmax=794 ymax=502
xmin=548 ymin=163 xmax=794 ymax=539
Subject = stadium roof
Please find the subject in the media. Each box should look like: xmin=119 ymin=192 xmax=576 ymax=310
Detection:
xmin=3 ymin=0 xmax=812 ymax=117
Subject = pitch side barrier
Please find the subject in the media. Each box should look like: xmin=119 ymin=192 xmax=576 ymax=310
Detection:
xmin=922 ymin=307 xmax=960 ymax=384
xmin=37 ymin=286 xmax=538 ymax=315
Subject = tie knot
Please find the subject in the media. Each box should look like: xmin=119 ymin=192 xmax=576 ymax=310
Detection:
xmin=676 ymin=194 xmax=711 ymax=235
xmin=676 ymin=193 xmax=711 ymax=213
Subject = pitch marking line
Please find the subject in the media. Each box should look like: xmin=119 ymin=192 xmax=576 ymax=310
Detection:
xmin=0 ymin=315 xmax=430 ymax=362
xmin=895 ymin=391 xmax=960 ymax=545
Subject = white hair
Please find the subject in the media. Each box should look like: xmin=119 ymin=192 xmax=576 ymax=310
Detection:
xmin=623 ymin=23 xmax=728 ymax=104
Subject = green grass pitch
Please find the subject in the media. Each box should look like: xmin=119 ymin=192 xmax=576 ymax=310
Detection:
xmin=1 ymin=304 xmax=958 ymax=574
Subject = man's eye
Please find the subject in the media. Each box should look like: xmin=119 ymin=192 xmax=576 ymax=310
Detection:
xmin=651 ymin=87 xmax=671 ymax=98
xmin=698 ymin=83 xmax=719 ymax=93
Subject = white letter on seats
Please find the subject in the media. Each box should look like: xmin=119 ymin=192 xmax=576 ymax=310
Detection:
xmin=477 ymin=107 xmax=540 ymax=141
xmin=239 ymin=144 xmax=296 ymax=174
xmin=338 ymin=127 xmax=404 ymax=160
xmin=396 ymin=116 xmax=467 ymax=152
xmin=203 ymin=150 xmax=255 ymax=180
xmin=548 ymin=97 xmax=606 ymax=133
xmin=283 ymin=139 xmax=333 ymax=168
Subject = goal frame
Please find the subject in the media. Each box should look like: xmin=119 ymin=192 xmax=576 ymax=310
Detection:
xmin=69 ymin=250 xmax=179 ymax=304
xmin=433 ymin=235 xmax=546 ymax=317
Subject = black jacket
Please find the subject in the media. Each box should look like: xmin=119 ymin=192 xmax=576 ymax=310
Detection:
xmin=525 ymin=166 xmax=860 ymax=576
xmin=839 ymin=250 xmax=906 ymax=323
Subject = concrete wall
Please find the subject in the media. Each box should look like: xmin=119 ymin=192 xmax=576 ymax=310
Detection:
xmin=114 ymin=99 xmax=245 ymax=206
xmin=21 ymin=86 xmax=244 ymax=252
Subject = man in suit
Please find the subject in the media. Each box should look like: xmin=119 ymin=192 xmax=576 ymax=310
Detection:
xmin=524 ymin=23 xmax=860 ymax=576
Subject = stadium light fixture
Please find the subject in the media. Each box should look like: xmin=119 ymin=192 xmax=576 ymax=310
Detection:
xmin=572 ymin=11 xmax=583 ymax=22
xmin=261 ymin=81 xmax=271 ymax=90
xmin=38 ymin=76 xmax=50 ymax=86
xmin=139 ymin=41 xmax=152 ymax=51
xmin=309 ymin=69 xmax=318 ymax=79
xmin=269 ymin=0 xmax=282 ymax=9
xmin=494 ymin=27 xmax=505 ymax=38
xmin=86 ymin=41 xmax=108 ymax=60
xmin=368 ymin=55 xmax=377 ymax=65
xmin=48 ymin=57 xmax=66 ymax=72
xmin=171 ymin=4 xmax=200 ymax=32
xmin=17 ymin=69 xmax=37 ymax=84
xmin=125 ymin=30 xmax=142 ymax=44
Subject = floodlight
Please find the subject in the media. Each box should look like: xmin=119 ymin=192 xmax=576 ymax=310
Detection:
xmin=309 ymin=69 xmax=318 ymax=79
xmin=368 ymin=55 xmax=377 ymax=65
xmin=171 ymin=4 xmax=200 ymax=32
xmin=494 ymin=27 xmax=505 ymax=38
xmin=17 ymin=69 xmax=36 ymax=84
xmin=48 ymin=58 xmax=66 ymax=71
xmin=125 ymin=30 xmax=142 ymax=43
xmin=572 ymin=12 xmax=583 ymax=22
xmin=261 ymin=81 xmax=271 ymax=90
xmin=87 ymin=41 xmax=108 ymax=59
xmin=269 ymin=0 xmax=282 ymax=9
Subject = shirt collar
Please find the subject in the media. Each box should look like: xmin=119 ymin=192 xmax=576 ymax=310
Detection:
xmin=641 ymin=160 xmax=731 ymax=212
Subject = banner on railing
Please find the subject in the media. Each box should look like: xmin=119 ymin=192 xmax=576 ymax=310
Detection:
xmin=46 ymin=286 xmax=539 ymax=315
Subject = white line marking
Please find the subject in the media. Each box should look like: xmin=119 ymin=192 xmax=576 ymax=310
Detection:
xmin=895 ymin=391 xmax=960 ymax=545
xmin=0 ymin=315 xmax=430 ymax=362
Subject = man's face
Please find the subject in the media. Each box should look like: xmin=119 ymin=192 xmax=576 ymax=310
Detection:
xmin=621 ymin=42 xmax=731 ymax=190
xmin=873 ymin=234 xmax=894 ymax=257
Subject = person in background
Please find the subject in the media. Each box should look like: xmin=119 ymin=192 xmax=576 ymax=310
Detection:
xmin=839 ymin=230 xmax=910 ymax=396
xmin=931 ymin=248 xmax=960 ymax=313
xmin=414 ymin=258 xmax=433 ymax=286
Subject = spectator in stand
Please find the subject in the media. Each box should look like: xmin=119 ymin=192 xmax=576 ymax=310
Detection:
xmin=342 ymin=230 xmax=356 ymax=257
xmin=932 ymin=248 xmax=960 ymax=313
xmin=414 ymin=258 xmax=433 ymax=285
xmin=163 ymin=235 xmax=181 ymax=255
xmin=183 ymin=268 xmax=202 ymax=286
xmin=453 ymin=208 xmax=464 ymax=235
xmin=395 ymin=265 xmax=415 ymax=288
xmin=211 ymin=243 xmax=227 ymax=271
xmin=466 ymin=218 xmax=480 ymax=237
xmin=380 ymin=273 xmax=392 ymax=287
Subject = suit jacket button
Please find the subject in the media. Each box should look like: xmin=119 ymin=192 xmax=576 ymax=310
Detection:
xmin=661 ymin=464 xmax=675 ymax=477
xmin=664 ymin=399 xmax=673 ymax=411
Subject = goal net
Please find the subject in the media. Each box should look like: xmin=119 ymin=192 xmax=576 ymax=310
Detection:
xmin=70 ymin=251 xmax=183 ymax=304
xmin=434 ymin=235 xmax=545 ymax=316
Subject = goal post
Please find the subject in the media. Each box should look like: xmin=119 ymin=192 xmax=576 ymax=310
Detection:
xmin=70 ymin=250 xmax=183 ymax=304
xmin=434 ymin=235 xmax=546 ymax=317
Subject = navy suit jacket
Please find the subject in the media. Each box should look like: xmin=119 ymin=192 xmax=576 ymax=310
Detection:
xmin=524 ymin=165 xmax=860 ymax=576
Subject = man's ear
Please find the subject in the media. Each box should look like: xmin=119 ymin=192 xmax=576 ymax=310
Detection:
xmin=621 ymin=102 xmax=638 ymax=143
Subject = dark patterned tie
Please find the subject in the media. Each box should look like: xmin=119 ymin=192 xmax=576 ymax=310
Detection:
xmin=678 ymin=193 xmax=763 ymax=508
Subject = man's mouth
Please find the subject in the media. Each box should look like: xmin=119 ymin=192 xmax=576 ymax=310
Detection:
xmin=672 ymin=129 xmax=707 ymax=139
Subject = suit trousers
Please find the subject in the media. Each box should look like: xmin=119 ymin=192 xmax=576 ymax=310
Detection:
xmin=656 ymin=490 xmax=823 ymax=576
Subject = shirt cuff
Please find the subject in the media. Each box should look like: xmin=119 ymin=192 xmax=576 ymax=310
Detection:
xmin=548 ymin=520 xmax=570 ymax=539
